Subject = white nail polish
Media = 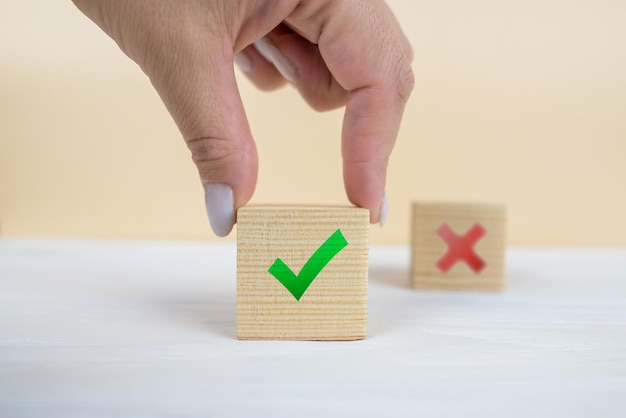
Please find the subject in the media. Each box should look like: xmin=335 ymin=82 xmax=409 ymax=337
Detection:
xmin=204 ymin=183 xmax=235 ymax=237
xmin=253 ymin=37 xmax=298 ymax=82
xmin=379 ymin=191 xmax=388 ymax=227
xmin=233 ymin=52 xmax=252 ymax=73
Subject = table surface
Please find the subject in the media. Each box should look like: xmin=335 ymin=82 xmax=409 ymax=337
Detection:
xmin=1 ymin=238 xmax=625 ymax=417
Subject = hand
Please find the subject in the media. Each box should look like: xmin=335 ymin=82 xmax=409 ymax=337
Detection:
xmin=72 ymin=0 xmax=414 ymax=236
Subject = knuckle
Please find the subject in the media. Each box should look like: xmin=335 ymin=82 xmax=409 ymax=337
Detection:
xmin=394 ymin=59 xmax=415 ymax=104
xmin=186 ymin=136 xmax=237 ymax=168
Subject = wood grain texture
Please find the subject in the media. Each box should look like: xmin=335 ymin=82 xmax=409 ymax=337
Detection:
xmin=237 ymin=206 xmax=369 ymax=340
xmin=411 ymin=202 xmax=507 ymax=291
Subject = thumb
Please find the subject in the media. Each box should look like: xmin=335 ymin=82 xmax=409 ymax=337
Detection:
xmin=74 ymin=0 xmax=258 ymax=236
xmin=139 ymin=36 xmax=257 ymax=237
xmin=73 ymin=0 xmax=258 ymax=237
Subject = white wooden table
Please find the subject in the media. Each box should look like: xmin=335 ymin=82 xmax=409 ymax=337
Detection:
xmin=1 ymin=238 xmax=625 ymax=417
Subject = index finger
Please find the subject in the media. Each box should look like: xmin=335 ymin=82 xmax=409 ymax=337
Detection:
xmin=287 ymin=0 xmax=414 ymax=223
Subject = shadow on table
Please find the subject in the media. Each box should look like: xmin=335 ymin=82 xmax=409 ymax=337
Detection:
xmin=368 ymin=266 xmax=410 ymax=289
xmin=366 ymin=266 xmax=415 ymax=338
xmin=148 ymin=290 xmax=236 ymax=339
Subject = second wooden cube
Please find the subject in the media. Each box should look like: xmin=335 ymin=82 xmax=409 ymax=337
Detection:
xmin=411 ymin=202 xmax=507 ymax=291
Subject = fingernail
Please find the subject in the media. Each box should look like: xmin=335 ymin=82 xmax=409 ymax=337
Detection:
xmin=233 ymin=52 xmax=252 ymax=73
xmin=253 ymin=37 xmax=298 ymax=82
xmin=379 ymin=191 xmax=388 ymax=227
xmin=204 ymin=183 xmax=235 ymax=237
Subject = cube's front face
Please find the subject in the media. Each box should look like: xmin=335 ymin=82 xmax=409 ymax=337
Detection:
xmin=237 ymin=206 xmax=369 ymax=341
xmin=411 ymin=202 xmax=506 ymax=291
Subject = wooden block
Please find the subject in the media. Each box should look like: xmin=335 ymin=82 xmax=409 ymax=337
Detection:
xmin=237 ymin=206 xmax=369 ymax=341
xmin=410 ymin=202 xmax=506 ymax=291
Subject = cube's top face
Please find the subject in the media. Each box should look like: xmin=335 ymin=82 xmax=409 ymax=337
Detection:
xmin=237 ymin=206 xmax=369 ymax=249
xmin=411 ymin=202 xmax=507 ymax=291
xmin=412 ymin=202 xmax=506 ymax=220
xmin=237 ymin=206 xmax=369 ymax=341
xmin=238 ymin=205 xmax=369 ymax=218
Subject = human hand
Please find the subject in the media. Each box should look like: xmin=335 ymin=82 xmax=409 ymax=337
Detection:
xmin=72 ymin=0 xmax=414 ymax=236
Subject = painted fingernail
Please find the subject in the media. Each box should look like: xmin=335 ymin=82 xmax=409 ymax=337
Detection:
xmin=234 ymin=51 xmax=252 ymax=73
xmin=379 ymin=191 xmax=388 ymax=227
xmin=253 ymin=37 xmax=298 ymax=82
xmin=204 ymin=183 xmax=235 ymax=237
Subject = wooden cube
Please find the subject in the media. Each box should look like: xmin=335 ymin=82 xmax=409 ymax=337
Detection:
xmin=237 ymin=206 xmax=369 ymax=341
xmin=411 ymin=202 xmax=506 ymax=291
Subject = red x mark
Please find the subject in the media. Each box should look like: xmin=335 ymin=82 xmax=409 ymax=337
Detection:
xmin=436 ymin=223 xmax=486 ymax=273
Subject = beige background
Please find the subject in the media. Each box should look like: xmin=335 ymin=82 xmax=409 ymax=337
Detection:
xmin=1 ymin=1 xmax=625 ymax=245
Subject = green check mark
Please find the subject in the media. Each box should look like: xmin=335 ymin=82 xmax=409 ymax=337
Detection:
xmin=268 ymin=229 xmax=348 ymax=301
